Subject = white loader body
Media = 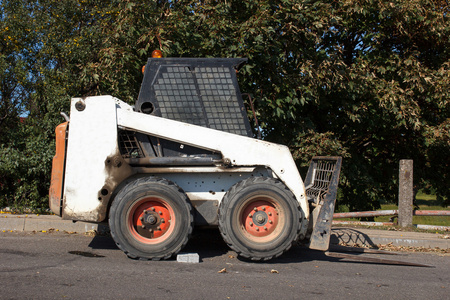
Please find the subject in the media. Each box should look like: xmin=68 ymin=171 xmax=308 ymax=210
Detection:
xmin=60 ymin=96 xmax=309 ymax=237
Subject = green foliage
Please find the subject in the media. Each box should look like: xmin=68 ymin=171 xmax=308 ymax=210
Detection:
xmin=0 ymin=119 xmax=54 ymax=210
xmin=0 ymin=0 xmax=448 ymax=211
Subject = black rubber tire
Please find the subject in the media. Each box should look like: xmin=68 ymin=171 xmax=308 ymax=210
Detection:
xmin=109 ymin=177 xmax=193 ymax=260
xmin=218 ymin=177 xmax=302 ymax=261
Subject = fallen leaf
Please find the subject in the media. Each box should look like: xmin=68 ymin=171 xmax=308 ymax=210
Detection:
xmin=218 ymin=268 xmax=227 ymax=273
xmin=85 ymin=230 xmax=97 ymax=237
xmin=270 ymin=269 xmax=279 ymax=274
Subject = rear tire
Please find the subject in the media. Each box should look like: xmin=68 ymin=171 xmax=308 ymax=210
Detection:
xmin=219 ymin=177 xmax=302 ymax=261
xmin=109 ymin=177 xmax=193 ymax=260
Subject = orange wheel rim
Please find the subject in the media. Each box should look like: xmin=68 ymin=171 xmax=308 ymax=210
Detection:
xmin=238 ymin=197 xmax=284 ymax=242
xmin=127 ymin=197 xmax=175 ymax=244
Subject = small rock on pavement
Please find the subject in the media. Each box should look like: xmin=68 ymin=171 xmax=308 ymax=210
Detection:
xmin=177 ymin=253 xmax=200 ymax=263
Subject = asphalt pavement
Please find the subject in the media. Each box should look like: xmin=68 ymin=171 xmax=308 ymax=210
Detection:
xmin=0 ymin=213 xmax=448 ymax=249
xmin=2 ymin=230 xmax=449 ymax=299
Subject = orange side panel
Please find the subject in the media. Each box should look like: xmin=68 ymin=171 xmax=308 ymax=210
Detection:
xmin=49 ymin=122 xmax=68 ymax=216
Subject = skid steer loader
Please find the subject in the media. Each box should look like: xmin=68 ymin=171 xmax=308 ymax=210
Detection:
xmin=49 ymin=54 xmax=342 ymax=261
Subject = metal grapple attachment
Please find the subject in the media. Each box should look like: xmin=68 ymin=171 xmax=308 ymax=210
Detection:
xmin=305 ymin=157 xmax=343 ymax=250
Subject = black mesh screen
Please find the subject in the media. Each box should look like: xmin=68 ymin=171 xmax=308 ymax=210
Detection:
xmin=154 ymin=66 xmax=206 ymax=127
xmin=136 ymin=58 xmax=252 ymax=137
xmin=118 ymin=131 xmax=144 ymax=158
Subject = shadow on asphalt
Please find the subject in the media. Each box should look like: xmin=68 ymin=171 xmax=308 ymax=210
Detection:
xmin=181 ymin=227 xmax=386 ymax=265
xmin=86 ymin=227 xmax=415 ymax=266
xmin=88 ymin=235 xmax=119 ymax=250
xmin=182 ymin=227 xmax=230 ymax=259
xmin=330 ymin=227 xmax=378 ymax=248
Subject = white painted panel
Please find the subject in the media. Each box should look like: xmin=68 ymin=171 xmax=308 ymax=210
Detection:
xmin=63 ymin=96 xmax=119 ymax=220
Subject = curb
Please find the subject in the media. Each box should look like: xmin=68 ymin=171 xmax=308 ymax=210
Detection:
xmin=1 ymin=214 xmax=448 ymax=249
xmin=0 ymin=214 xmax=108 ymax=234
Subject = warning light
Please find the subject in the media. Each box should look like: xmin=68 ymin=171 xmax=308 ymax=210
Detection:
xmin=151 ymin=50 xmax=163 ymax=58
xmin=143 ymin=50 xmax=163 ymax=73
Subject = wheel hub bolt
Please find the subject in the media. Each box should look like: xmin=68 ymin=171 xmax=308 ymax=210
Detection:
xmin=249 ymin=222 xmax=253 ymax=226
xmin=151 ymin=207 xmax=155 ymax=211
xmin=262 ymin=207 xmax=266 ymax=211
xmin=141 ymin=225 xmax=146 ymax=229
xmin=269 ymin=220 xmax=273 ymax=224
xmin=264 ymin=226 xmax=267 ymax=230
xmin=158 ymin=211 xmax=162 ymax=215
xmin=161 ymin=218 xmax=165 ymax=223
xmin=253 ymin=207 xmax=257 ymax=211
xmin=248 ymin=214 xmax=252 ymax=218
xmin=256 ymin=215 xmax=265 ymax=223
xmin=157 ymin=226 xmax=161 ymax=230
xmin=146 ymin=215 xmax=157 ymax=225
xmin=268 ymin=212 xmax=272 ymax=216
xmin=255 ymin=227 xmax=259 ymax=231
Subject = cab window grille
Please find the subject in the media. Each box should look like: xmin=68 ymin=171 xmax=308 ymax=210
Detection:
xmin=136 ymin=58 xmax=253 ymax=137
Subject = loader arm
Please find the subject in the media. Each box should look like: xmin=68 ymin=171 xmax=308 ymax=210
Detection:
xmin=115 ymin=98 xmax=310 ymax=236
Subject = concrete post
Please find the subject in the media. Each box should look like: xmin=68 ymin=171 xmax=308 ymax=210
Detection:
xmin=398 ymin=160 xmax=413 ymax=227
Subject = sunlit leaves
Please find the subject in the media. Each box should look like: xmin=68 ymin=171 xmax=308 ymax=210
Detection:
xmin=0 ymin=0 xmax=448 ymax=210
